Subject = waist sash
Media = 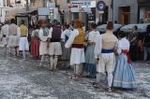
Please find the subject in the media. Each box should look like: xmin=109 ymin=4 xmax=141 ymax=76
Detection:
xmin=72 ymin=44 xmax=84 ymax=48
xmin=122 ymin=50 xmax=132 ymax=63
xmin=101 ymin=49 xmax=114 ymax=53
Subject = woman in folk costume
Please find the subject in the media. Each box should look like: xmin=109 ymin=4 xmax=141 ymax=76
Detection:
xmin=18 ymin=20 xmax=29 ymax=59
xmin=47 ymin=20 xmax=62 ymax=70
xmin=30 ymin=25 xmax=40 ymax=59
xmin=83 ymin=23 xmax=101 ymax=78
xmin=113 ymin=31 xmax=137 ymax=89
xmin=93 ymin=21 xmax=118 ymax=92
xmin=39 ymin=20 xmax=49 ymax=67
xmin=61 ymin=23 xmax=72 ymax=61
xmin=65 ymin=19 xmax=85 ymax=79
xmin=58 ymin=23 xmax=72 ymax=69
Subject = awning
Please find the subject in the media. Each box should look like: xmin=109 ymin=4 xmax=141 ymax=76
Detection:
xmin=17 ymin=7 xmax=37 ymax=15
xmin=96 ymin=24 xmax=122 ymax=32
xmin=120 ymin=23 xmax=150 ymax=33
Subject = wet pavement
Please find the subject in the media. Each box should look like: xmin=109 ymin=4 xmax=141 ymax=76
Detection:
xmin=0 ymin=47 xmax=150 ymax=99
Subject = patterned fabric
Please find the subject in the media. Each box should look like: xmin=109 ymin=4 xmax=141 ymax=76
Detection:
xmin=34 ymin=31 xmax=39 ymax=37
xmin=39 ymin=28 xmax=49 ymax=42
xmin=129 ymin=32 xmax=139 ymax=46
xmin=43 ymin=28 xmax=49 ymax=36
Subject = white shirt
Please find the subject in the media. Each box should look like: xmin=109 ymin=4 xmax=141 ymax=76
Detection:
xmin=1 ymin=24 xmax=9 ymax=37
xmin=61 ymin=29 xmax=72 ymax=42
xmin=65 ymin=29 xmax=79 ymax=48
xmin=117 ymin=37 xmax=130 ymax=54
xmin=39 ymin=28 xmax=49 ymax=42
xmin=88 ymin=30 xmax=100 ymax=43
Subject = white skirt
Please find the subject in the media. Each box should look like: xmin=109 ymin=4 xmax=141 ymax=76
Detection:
xmin=70 ymin=48 xmax=85 ymax=66
xmin=2 ymin=37 xmax=8 ymax=46
xmin=8 ymin=35 xmax=19 ymax=47
xmin=19 ymin=37 xmax=29 ymax=51
xmin=39 ymin=41 xmax=48 ymax=55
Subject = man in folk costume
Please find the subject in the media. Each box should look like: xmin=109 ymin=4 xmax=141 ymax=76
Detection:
xmin=94 ymin=21 xmax=118 ymax=92
xmin=39 ymin=20 xmax=49 ymax=67
xmin=18 ymin=20 xmax=29 ymax=59
xmin=8 ymin=19 xmax=19 ymax=56
xmin=1 ymin=21 xmax=9 ymax=52
xmin=65 ymin=19 xmax=85 ymax=79
xmin=47 ymin=20 xmax=62 ymax=70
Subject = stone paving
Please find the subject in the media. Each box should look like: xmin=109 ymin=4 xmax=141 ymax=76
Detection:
xmin=0 ymin=47 xmax=150 ymax=99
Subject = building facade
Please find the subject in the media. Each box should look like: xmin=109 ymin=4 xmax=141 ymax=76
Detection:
xmin=58 ymin=0 xmax=113 ymax=24
xmin=137 ymin=0 xmax=150 ymax=23
xmin=0 ymin=0 xmax=27 ymax=22
xmin=113 ymin=0 xmax=138 ymax=24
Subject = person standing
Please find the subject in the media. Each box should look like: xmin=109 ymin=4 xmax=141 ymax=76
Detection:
xmin=113 ymin=31 xmax=137 ymax=89
xmin=83 ymin=23 xmax=101 ymax=78
xmin=143 ymin=25 xmax=150 ymax=61
xmin=65 ymin=19 xmax=85 ymax=80
xmin=39 ymin=20 xmax=49 ymax=67
xmin=48 ymin=20 xmax=62 ymax=70
xmin=128 ymin=26 xmax=139 ymax=61
xmin=58 ymin=23 xmax=72 ymax=69
xmin=94 ymin=21 xmax=118 ymax=92
xmin=61 ymin=23 xmax=72 ymax=61
xmin=0 ymin=21 xmax=9 ymax=52
xmin=30 ymin=25 xmax=40 ymax=59
xmin=18 ymin=20 xmax=29 ymax=59
xmin=8 ymin=18 xmax=19 ymax=56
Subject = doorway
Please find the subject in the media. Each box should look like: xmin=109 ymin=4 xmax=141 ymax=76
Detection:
xmin=119 ymin=6 xmax=130 ymax=24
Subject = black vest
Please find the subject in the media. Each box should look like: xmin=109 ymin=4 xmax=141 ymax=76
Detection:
xmin=51 ymin=26 xmax=62 ymax=42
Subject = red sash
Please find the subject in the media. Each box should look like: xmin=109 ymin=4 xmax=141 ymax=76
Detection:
xmin=122 ymin=50 xmax=132 ymax=63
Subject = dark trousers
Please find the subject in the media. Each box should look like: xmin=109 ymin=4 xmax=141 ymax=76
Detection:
xmin=129 ymin=45 xmax=138 ymax=61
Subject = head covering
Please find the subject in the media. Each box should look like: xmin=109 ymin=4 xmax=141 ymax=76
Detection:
xmin=40 ymin=19 xmax=46 ymax=25
xmin=106 ymin=21 xmax=113 ymax=30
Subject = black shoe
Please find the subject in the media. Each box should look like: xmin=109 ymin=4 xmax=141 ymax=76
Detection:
xmin=93 ymin=82 xmax=99 ymax=88
xmin=106 ymin=87 xmax=112 ymax=92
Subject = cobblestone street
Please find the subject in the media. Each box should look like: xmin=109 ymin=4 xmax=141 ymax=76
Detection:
xmin=0 ymin=47 xmax=150 ymax=99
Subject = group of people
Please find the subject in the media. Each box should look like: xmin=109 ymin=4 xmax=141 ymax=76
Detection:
xmin=128 ymin=25 xmax=150 ymax=62
xmin=0 ymin=18 xmax=138 ymax=92
xmin=0 ymin=19 xmax=29 ymax=59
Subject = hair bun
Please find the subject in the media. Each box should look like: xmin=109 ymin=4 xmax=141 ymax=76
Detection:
xmin=106 ymin=21 xmax=113 ymax=30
